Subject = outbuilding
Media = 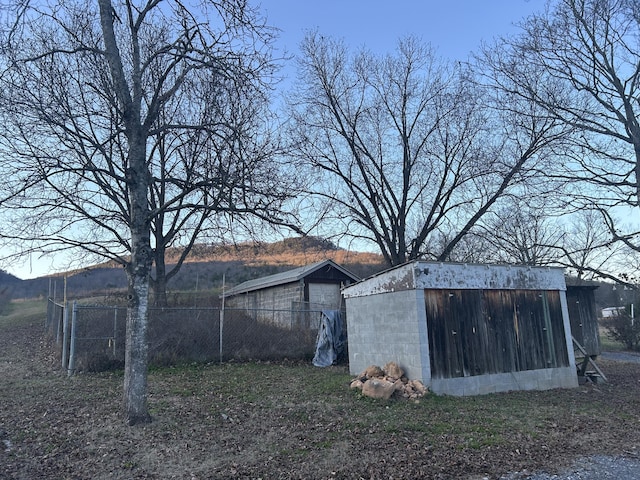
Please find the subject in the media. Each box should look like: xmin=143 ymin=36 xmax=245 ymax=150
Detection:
xmin=222 ymin=259 xmax=359 ymax=329
xmin=343 ymin=261 xmax=578 ymax=396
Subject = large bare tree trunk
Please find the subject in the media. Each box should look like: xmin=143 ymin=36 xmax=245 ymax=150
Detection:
xmin=123 ymin=248 xmax=152 ymax=425
xmin=152 ymin=251 xmax=169 ymax=308
xmin=123 ymin=137 xmax=153 ymax=425
xmin=98 ymin=0 xmax=153 ymax=425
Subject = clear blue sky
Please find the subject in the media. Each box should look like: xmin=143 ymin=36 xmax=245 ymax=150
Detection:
xmin=262 ymin=0 xmax=545 ymax=61
xmin=3 ymin=0 xmax=547 ymax=280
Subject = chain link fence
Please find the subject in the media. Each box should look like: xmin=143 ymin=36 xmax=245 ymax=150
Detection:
xmin=46 ymin=298 xmax=344 ymax=374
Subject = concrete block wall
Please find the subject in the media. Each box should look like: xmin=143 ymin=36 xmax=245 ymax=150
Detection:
xmin=346 ymin=289 xmax=430 ymax=381
xmin=226 ymin=282 xmax=304 ymax=328
xmin=254 ymin=283 xmax=302 ymax=308
xmin=226 ymin=293 xmax=256 ymax=310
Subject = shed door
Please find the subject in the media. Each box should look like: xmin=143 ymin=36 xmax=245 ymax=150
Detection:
xmin=566 ymin=289 xmax=601 ymax=356
xmin=308 ymin=283 xmax=341 ymax=309
xmin=425 ymin=289 xmax=570 ymax=379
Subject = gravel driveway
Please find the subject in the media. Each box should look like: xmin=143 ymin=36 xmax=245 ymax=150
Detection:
xmin=500 ymin=454 xmax=640 ymax=479
xmin=500 ymin=351 xmax=640 ymax=480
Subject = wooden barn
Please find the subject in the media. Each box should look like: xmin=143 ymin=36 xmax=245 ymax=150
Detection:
xmin=343 ymin=261 xmax=578 ymax=396
xmin=222 ymin=260 xmax=359 ymax=329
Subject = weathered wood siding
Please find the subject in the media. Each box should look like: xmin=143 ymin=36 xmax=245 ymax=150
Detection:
xmin=566 ymin=286 xmax=601 ymax=356
xmin=425 ymin=289 xmax=570 ymax=379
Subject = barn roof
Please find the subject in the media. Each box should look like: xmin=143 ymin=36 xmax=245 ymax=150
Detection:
xmin=222 ymin=259 xmax=359 ymax=298
xmin=342 ymin=260 xmax=567 ymax=298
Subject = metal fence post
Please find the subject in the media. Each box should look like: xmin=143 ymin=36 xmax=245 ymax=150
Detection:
xmin=45 ymin=297 xmax=50 ymax=330
xmin=113 ymin=307 xmax=118 ymax=357
xmin=219 ymin=305 xmax=224 ymax=364
xmin=61 ymin=301 xmax=69 ymax=370
xmin=46 ymin=298 xmax=52 ymax=331
xmin=55 ymin=305 xmax=63 ymax=345
xmin=220 ymin=274 xmax=225 ymax=364
xmin=67 ymin=301 xmax=78 ymax=377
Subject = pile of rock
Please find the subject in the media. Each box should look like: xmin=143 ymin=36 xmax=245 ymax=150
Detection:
xmin=350 ymin=362 xmax=429 ymax=400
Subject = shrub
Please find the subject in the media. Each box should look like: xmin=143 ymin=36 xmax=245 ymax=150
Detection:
xmin=603 ymin=310 xmax=640 ymax=350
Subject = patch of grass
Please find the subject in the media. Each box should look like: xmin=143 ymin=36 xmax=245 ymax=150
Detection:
xmin=600 ymin=332 xmax=626 ymax=351
xmin=315 ymin=439 xmax=334 ymax=449
xmin=169 ymin=387 xmax=196 ymax=397
xmin=0 ymin=298 xmax=46 ymax=328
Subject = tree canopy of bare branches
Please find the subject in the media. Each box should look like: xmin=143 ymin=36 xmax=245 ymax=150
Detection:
xmin=0 ymin=0 xmax=292 ymax=424
xmin=483 ymin=0 xmax=640 ymax=275
xmin=472 ymin=199 xmax=564 ymax=267
xmin=289 ymin=34 xmax=571 ymax=266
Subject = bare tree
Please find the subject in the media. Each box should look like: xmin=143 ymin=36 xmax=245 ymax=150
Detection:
xmin=485 ymin=0 xmax=640 ymax=276
xmin=0 ymin=0 xmax=292 ymax=424
xmin=145 ymin=72 xmax=296 ymax=306
xmin=472 ymin=199 xmax=564 ymax=266
xmin=558 ymin=208 xmax=631 ymax=282
xmin=465 ymin=200 xmax=633 ymax=283
xmin=289 ymin=34 xmax=570 ymax=266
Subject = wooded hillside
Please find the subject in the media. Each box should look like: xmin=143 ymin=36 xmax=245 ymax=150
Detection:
xmin=6 ymin=237 xmax=386 ymax=300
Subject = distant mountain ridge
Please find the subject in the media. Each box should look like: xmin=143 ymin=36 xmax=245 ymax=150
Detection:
xmin=7 ymin=237 xmax=386 ymax=300
xmin=99 ymin=236 xmax=381 ymax=269
xmin=0 ymin=269 xmax=22 ymax=287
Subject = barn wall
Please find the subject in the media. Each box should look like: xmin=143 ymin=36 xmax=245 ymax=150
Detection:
xmin=308 ymin=282 xmax=342 ymax=309
xmin=566 ymin=287 xmax=601 ymax=356
xmin=424 ymin=288 xmax=578 ymax=396
xmin=346 ymin=289 xmax=430 ymax=381
xmin=425 ymin=289 xmax=570 ymax=379
xmin=226 ymin=282 xmax=304 ymax=327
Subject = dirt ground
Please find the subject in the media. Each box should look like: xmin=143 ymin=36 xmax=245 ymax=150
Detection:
xmin=2 ymin=317 xmax=640 ymax=479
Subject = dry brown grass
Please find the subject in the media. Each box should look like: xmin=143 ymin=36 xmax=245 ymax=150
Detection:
xmin=3 ymin=305 xmax=640 ymax=479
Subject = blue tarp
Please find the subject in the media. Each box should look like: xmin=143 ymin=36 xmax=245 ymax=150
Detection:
xmin=312 ymin=310 xmax=346 ymax=367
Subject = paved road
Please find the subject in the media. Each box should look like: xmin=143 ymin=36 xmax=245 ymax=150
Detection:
xmin=600 ymin=351 xmax=640 ymax=364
